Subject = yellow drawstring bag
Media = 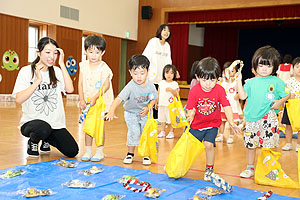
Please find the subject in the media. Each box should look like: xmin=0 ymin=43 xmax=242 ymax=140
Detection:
xmin=138 ymin=105 xmax=159 ymax=163
xmin=255 ymin=147 xmax=300 ymax=188
xmin=165 ymin=126 xmax=205 ymax=179
xmin=285 ymin=98 xmax=300 ymax=132
xmin=168 ymin=93 xmax=189 ymax=128
xmin=82 ymin=87 xmax=105 ymax=146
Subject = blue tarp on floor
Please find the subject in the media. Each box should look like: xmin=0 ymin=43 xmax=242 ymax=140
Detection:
xmin=0 ymin=159 xmax=298 ymax=200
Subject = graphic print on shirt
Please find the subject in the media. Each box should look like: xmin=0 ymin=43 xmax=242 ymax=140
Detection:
xmin=134 ymin=93 xmax=155 ymax=103
xmin=266 ymin=83 xmax=275 ymax=101
xmin=95 ymin=80 xmax=102 ymax=90
xmin=196 ymin=97 xmax=217 ymax=115
xmin=31 ymin=82 xmax=58 ymax=116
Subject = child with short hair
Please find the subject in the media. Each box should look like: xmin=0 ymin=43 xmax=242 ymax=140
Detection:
xmin=236 ymin=45 xmax=290 ymax=178
xmin=186 ymin=57 xmax=241 ymax=180
xmin=106 ymin=54 xmax=157 ymax=165
xmin=156 ymin=64 xmax=179 ymax=139
xmin=79 ymin=35 xmax=114 ymax=161
xmin=216 ymin=61 xmax=243 ymax=144
xmin=281 ymin=57 xmax=300 ymax=151
xmin=190 ymin=61 xmax=200 ymax=89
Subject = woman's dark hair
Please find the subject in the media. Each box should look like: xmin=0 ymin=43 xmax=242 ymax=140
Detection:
xmin=128 ymin=54 xmax=150 ymax=70
xmin=162 ymin=64 xmax=177 ymax=81
xmin=292 ymin=57 xmax=300 ymax=67
xmin=84 ymin=35 xmax=106 ymax=51
xmin=195 ymin=57 xmax=221 ymax=80
xmin=190 ymin=60 xmax=200 ymax=80
xmin=31 ymin=37 xmax=59 ymax=86
xmin=252 ymin=45 xmax=280 ymax=76
xmin=155 ymin=24 xmax=171 ymax=42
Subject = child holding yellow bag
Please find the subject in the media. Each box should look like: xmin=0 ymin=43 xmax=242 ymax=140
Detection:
xmin=186 ymin=57 xmax=241 ymax=180
xmin=236 ymin=46 xmax=290 ymax=178
xmin=78 ymin=35 xmax=114 ymax=162
xmin=281 ymin=57 xmax=300 ymax=151
xmin=105 ymin=55 xmax=157 ymax=165
xmin=155 ymin=64 xmax=179 ymax=139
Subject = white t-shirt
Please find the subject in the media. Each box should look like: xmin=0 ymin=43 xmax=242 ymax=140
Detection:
xmin=79 ymin=60 xmax=114 ymax=113
xmin=12 ymin=65 xmax=66 ymax=129
xmin=220 ymin=80 xmax=242 ymax=114
xmin=142 ymin=37 xmax=172 ymax=84
xmin=158 ymin=80 xmax=179 ymax=106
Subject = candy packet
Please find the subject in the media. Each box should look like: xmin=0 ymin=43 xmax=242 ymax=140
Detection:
xmin=101 ymin=194 xmax=126 ymax=200
xmin=144 ymin=188 xmax=166 ymax=198
xmin=0 ymin=169 xmax=25 ymax=179
xmin=63 ymin=179 xmax=95 ymax=188
xmin=78 ymin=166 xmax=104 ymax=176
xmin=16 ymin=188 xmax=54 ymax=198
xmin=54 ymin=159 xmax=78 ymax=168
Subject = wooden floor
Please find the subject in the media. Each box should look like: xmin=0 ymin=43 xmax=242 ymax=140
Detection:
xmin=1 ymin=99 xmax=300 ymax=198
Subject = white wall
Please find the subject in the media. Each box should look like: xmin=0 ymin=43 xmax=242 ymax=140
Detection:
xmin=0 ymin=0 xmax=139 ymax=40
xmin=188 ymin=24 xmax=204 ymax=47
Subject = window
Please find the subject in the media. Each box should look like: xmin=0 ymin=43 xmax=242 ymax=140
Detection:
xmin=82 ymin=36 xmax=87 ymax=62
xmin=28 ymin=26 xmax=39 ymax=62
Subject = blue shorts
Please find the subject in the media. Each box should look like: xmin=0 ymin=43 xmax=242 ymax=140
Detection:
xmin=189 ymin=127 xmax=218 ymax=147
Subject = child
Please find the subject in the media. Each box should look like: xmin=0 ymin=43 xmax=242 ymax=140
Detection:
xmin=216 ymin=61 xmax=243 ymax=144
xmin=186 ymin=57 xmax=241 ymax=180
xmin=156 ymin=64 xmax=179 ymax=139
xmin=281 ymin=57 xmax=300 ymax=151
xmin=236 ymin=45 xmax=290 ymax=178
xmin=277 ymin=54 xmax=293 ymax=82
xmin=190 ymin=61 xmax=200 ymax=89
xmin=105 ymin=55 xmax=157 ymax=165
xmin=79 ymin=35 xmax=114 ymax=161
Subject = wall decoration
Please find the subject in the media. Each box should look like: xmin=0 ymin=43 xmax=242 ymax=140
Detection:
xmin=2 ymin=50 xmax=20 ymax=71
xmin=65 ymin=56 xmax=77 ymax=76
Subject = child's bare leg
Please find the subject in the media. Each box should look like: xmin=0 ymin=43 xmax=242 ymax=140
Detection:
xmin=240 ymin=148 xmax=255 ymax=178
xmin=158 ymin=122 xmax=166 ymax=137
xmin=282 ymin=125 xmax=293 ymax=151
xmin=161 ymin=122 xmax=166 ymax=132
xmin=204 ymin=141 xmax=215 ymax=180
xmin=216 ymin=121 xmax=225 ymax=142
xmin=128 ymin=146 xmax=135 ymax=154
xmin=81 ymin=133 xmax=93 ymax=161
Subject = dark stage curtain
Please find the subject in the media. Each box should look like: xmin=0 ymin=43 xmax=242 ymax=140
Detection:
xmin=170 ymin=24 xmax=189 ymax=81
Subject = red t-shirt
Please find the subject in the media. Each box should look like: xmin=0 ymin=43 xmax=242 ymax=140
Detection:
xmin=186 ymin=83 xmax=230 ymax=129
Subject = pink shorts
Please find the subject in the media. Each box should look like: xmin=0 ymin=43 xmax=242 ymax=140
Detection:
xmin=221 ymin=112 xmax=240 ymax=122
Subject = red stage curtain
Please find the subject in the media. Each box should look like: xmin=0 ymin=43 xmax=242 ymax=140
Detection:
xmin=168 ymin=5 xmax=300 ymax=24
xmin=170 ymin=24 xmax=189 ymax=81
xmin=203 ymin=27 xmax=239 ymax=69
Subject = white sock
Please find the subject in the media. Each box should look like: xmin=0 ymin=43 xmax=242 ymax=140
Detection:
xmin=96 ymin=146 xmax=104 ymax=154
xmin=82 ymin=146 xmax=92 ymax=158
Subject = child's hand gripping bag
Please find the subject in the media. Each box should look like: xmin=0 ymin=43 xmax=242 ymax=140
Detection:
xmin=286 ymin=98 xmax=300 ymax=132
xmin=165 ymin=126 xmax=205 ymax=179
xmin=82 ymin=87 xmax=105 ymax=146
xmin=138 ymin=105 xmax=159 ymax=163
xmin=255 ymin=147 xmax=299 ymax=188
xmin=168 ymin=93 xmax=189 ymax=128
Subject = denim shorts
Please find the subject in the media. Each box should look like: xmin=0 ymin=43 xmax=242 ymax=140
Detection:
xmin=189 ymin=127 xmax=218 ymax=147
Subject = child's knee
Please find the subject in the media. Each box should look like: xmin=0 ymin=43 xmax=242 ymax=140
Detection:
xmin=204 ymin=141 xmax=213 ymax=149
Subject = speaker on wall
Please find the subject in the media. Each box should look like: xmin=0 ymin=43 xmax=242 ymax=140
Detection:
xmin=141 ymin=6 xmax=152 ymax=20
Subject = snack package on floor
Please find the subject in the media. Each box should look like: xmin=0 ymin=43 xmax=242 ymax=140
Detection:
xmin=144 ymin=188 xmax=166 ymax=198
xmin=16 ymin=188 xmax=54 ymax=198
xmin=83 ymin=86 xmax=105 ymax=146
xmin=101 ymin=194 xmax=126 ymax=200
xmin=285 ymin=98 xmax=300 ymax=131
xmin=54 ymin=159 xmax=78 ymax=168
xmin=255 ymin=147 xmax=299 ymax=188
xmin=138 ymin=105 xmax=158 ymax=163
xmin=168 ymin=93 xmax=189 ymax=128
xmin=256 ymin=190 xmax=273 ymax=200
xmin=165 ymin=126 xmax=205 ymax=178
xmin=78 ymin=166 xmax=104 ymax=176
xmin=63 ymin=179 xmax=95 ymax=188
xmin=205 ymin=173 xmax=232 ymax=192
xmin=189 ymin=187 xmax=225 ymax=200
xmin=118 ymin=175 xmax=151 ymax=193
xmin=0 ymin=169 xmax=25 ymax=179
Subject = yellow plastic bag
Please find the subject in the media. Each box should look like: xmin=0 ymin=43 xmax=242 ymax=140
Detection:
xmin=82 ymin=87 xmax=105 ymax=146
xmin=286 ymin=98 xmax=300 ymax=132
xmin=255 ymin=147 xmax=300 ymax=188
xmin=138 ymin=105 xmax=159 ymax=163
xmin=165 ymin=126 xmax=205 ymax=179
xmin=168 ymin=93 xmax=189 ymax=128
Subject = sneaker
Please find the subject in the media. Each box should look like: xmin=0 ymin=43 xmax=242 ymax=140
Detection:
xmin=142 ymin=157 xmax=151 ymax=165
xmin=296 ymin=144 xmax=300 ymax=152
xmin=157 ymin=131 xmax=165 ymax=138
xmin=227 ymin=135 xmax=234 ymax=144
xmin=215 ymin=135 xmax=223 ymax=142
xmin=27 ymin=139 xmax=39 ymax=157
xmin=90 ymin=152 xmax=104 ymax=162
xmin=81 ymin=152 xmax=92 ymax=161
xmin=282 ymin=143 xmax=292 ymax=151
xmin=40 ymin=141 xmax=50 ymax=153
xmin=123 ymin=154 xmax=133 ymax=164
xmin=166 ymin=132 xmax=174 ymax=139
xmin=240 ymin=169 xmax=254 ymax=178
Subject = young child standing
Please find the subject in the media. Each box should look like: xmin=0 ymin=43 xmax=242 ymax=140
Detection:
xmin=236 ymin=45 xmax=290 ymax=178
xmin=186 ymin=57 xmax=241 ymax=180
xmin=281 ymin=57 xmax=300 ymax=151
xmin=156 ymin=64 xmax=179 ymax=139
xmin=79 ymin=35 xmax=114 ymax=161
xmin=106 ymin=55 xmax=157 ymax=165
xmin=216 ymin=61 xmax=243 ymax=144
xmin=190 ymin=61 xmax=200 ymax=89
